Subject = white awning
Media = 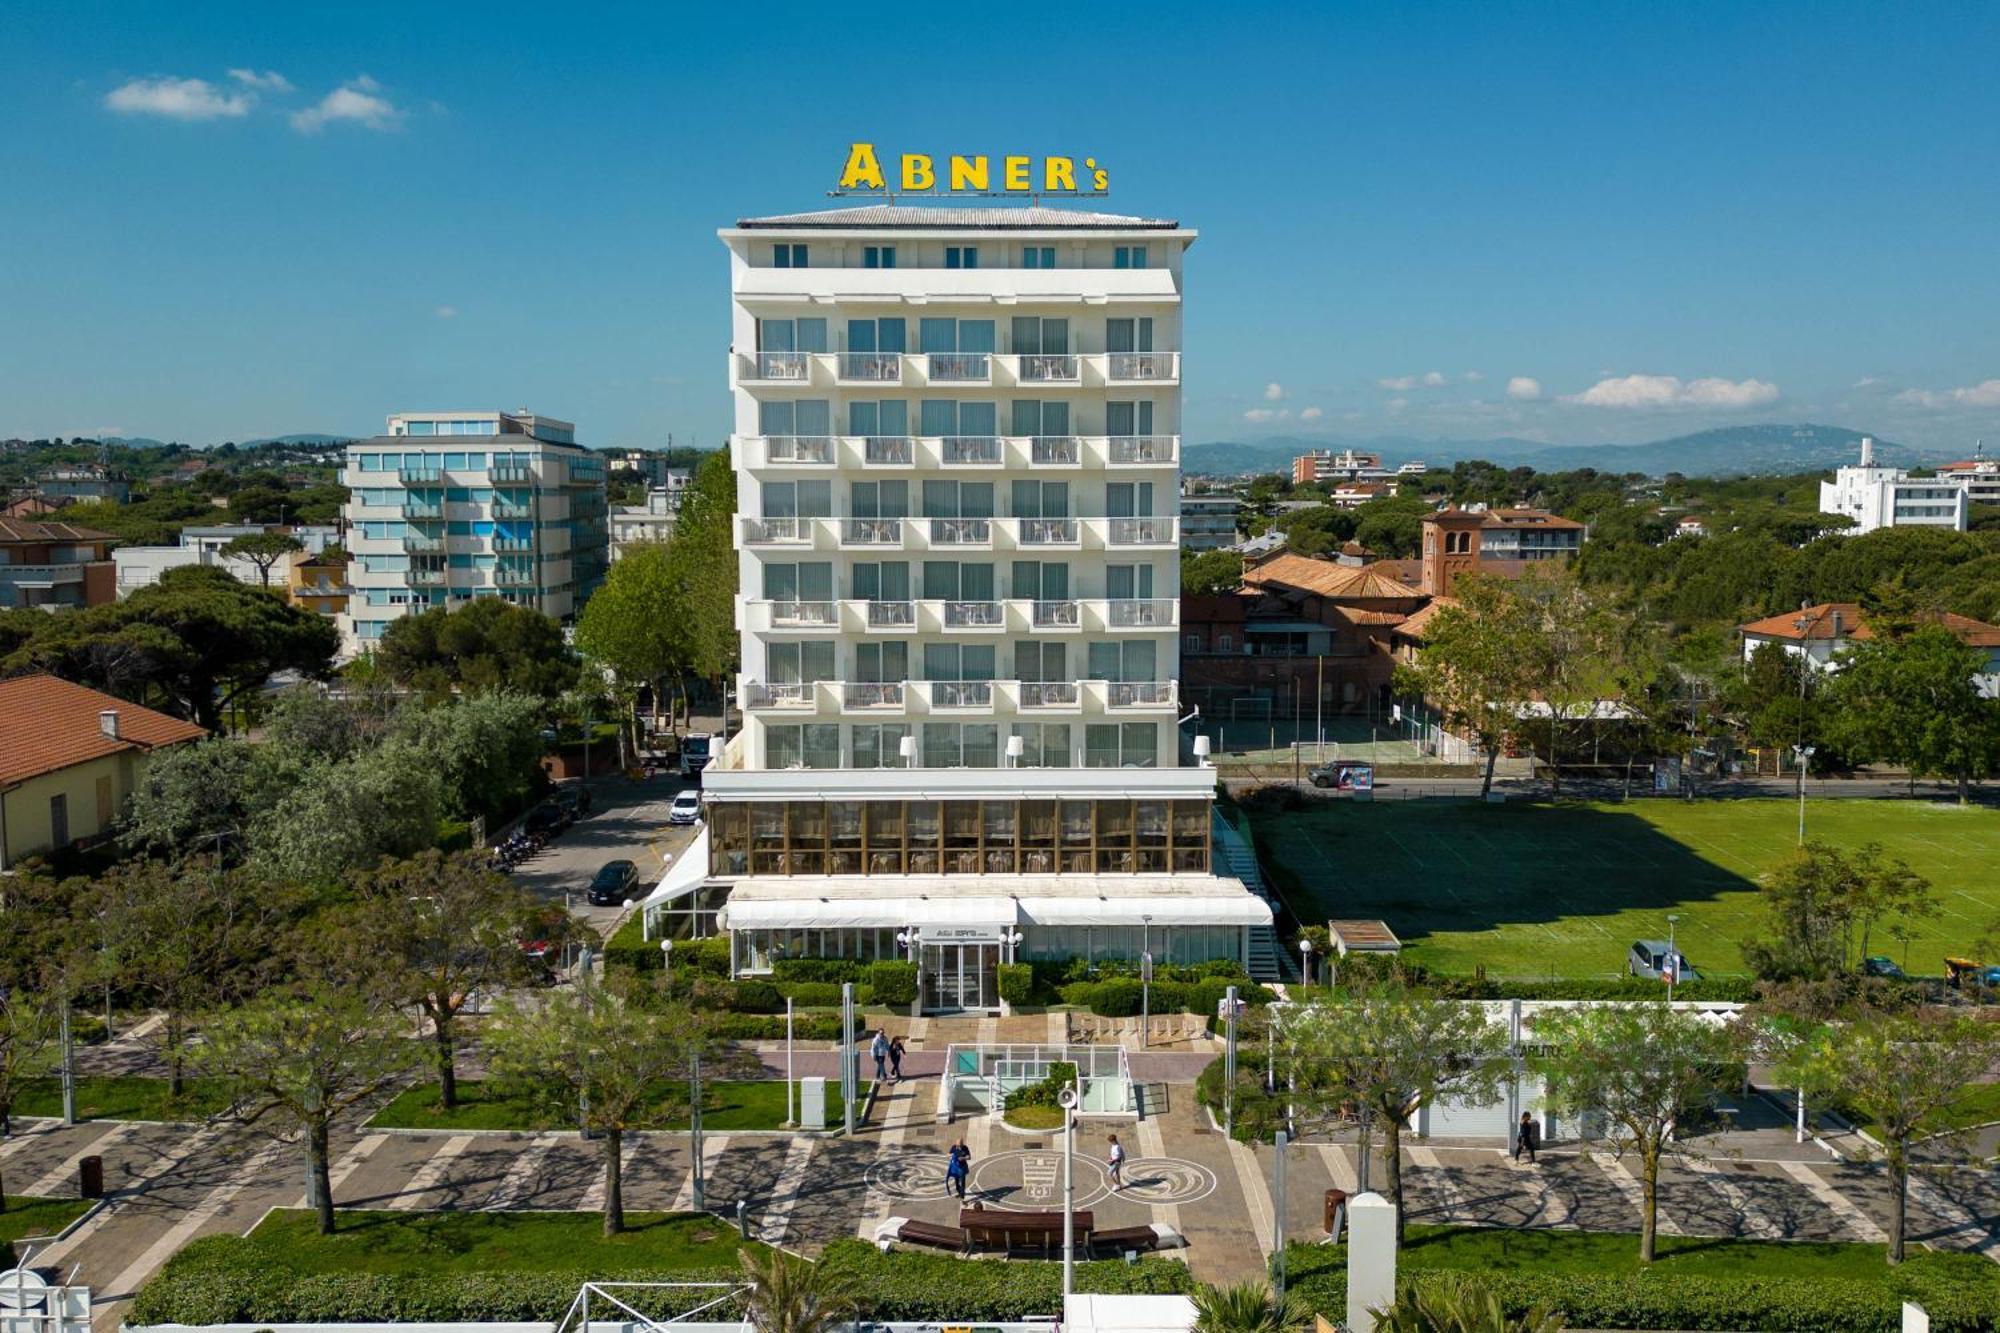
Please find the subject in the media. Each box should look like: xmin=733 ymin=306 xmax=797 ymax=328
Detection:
xmin=720 ymin=895 xmax=1018 ymax=931
xmin=715 ymin=873 xmax=1270 ymax=933
xmin=641 ymin=826 xmax=709 ymax=907
xmin=1019 ymin=896 xmax=1272 ymax=928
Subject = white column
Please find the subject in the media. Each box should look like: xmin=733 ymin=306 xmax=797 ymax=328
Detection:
xmin=1345 ymin=1191 xmax=1398 ymax=1333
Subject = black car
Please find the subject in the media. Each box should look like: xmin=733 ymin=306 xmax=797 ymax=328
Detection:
xmin=587 ymin=859 xmax=640 ymax=906
xmin=553 ymin=785 xmax=593 ymax=819
xmin=524 ymin=801 xmax=571 ymax=837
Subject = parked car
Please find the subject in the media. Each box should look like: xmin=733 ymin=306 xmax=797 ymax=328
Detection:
xmin=668 ymin=790 xmax=702 ymax=826
xmin=586 ymin=859 xmax=640 ymax=907
xmin=524 ymin=800 xmax=571 ymax=837
xmin=553 ymin=785 xmax=593 ymax=819
xmin=1628 ymin=939 xmax=1701 ymax=983
xmin=1862 ymin=955 xmax=1907 ymax=979
xmin=1308 ymin=760 xmax=1375 ymax=790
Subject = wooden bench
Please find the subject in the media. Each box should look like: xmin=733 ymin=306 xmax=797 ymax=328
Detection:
xmin=1090 ymin=1222 xmax=1184 ymax=1256
xmin=872 ymin=1216 xmax=969 ymax=1253
xmin=960 ymin=1207 xmax=1094 ymax=1256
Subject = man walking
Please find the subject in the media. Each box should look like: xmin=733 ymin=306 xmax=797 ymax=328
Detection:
xmin=1515 ymin=1111 xmax=1539 ymax=1164
xmin=871 ymin=1028 xmax=890 ymax=1083
xmin=1106 ymin=1133 xmax=1126 ymax=1189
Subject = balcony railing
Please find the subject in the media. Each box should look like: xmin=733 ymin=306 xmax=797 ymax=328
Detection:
xmin=929 ymin=680 xmax=994 ymax=708
xmin=492 ymin=500 xmax=536 ymax=520
xmin=837 ymin=352 xmax=902 ymax=382
xmin=1107 ymin=681 xmax=1175 ymax=708
xmin=1107 ymin=435 xmax=1177 ymax=465
xmin=863 ymin=436 xmax=914 ymax=465
xmin=1031 ymin=436 xmax=1080 ymax=465
xmin=1018 ymin=518 xmax=1079 ymax=545
xmin=744 ymin=517 xmax=812 ymax=544
xmin=843 ymin=682 xmax=904 ymax=709
xmin=1033 ymin=600 xmax=1081 ymax=629
xmin=1106 ymin=351 xmax=1179 ymax=381
xmin=1107 ymin=517 xmax=1176 ymax=545
xmin=492 ymin=535 xmax=534 ymax=553
xmin=409 ymin=568 xmax=448 ymax=586
xmin=940 ymin=436 xmax=1002 ymax=465
xmin=766 ymin=435 xmax=836 ymax=464
xmin=402 ymin=535 xmax=445 ymax=554
xmin=495 ymin=565 xmax=538 ymax=588
xmin=770 ymin=600 xmax=838 ymax=628
xmin=0 ymin=562 xmax=87 ymax=585
xmin=403 ymin=501 xmax=446 ymax=519
xmin=1107 ymin=598 xmax=1177 ymax=628
xmin=747 ymin=681 xmax=815 ymax=709
xmin=489 ymin=462 xmax=534 ymax=484
xmin=841 ymin=517 xmax=904 ymax=545
xmin=866 ymin=600 xmax=916 ymax=628
xmin=398 ymin=465 xmax=445 ymax=485
xmin=927 ymin=352 xmax=990 ymax=383
xmin=1019 ymin=681 xmax=1080 ymax=708
xmin=747 ymin=351 xmax=809 ymax=381
xmin=943 ymin=601 xmax=1003 ymax=629
xmin=929 ymin=518 xmax=991 ymax=545
xmin=1018 ymin=354 xmax=1080 ymax=383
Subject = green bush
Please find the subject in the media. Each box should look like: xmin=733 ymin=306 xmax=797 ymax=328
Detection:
xmin=721 ymin=979 xmax=784 ymax=1013
xmin=776 ymin=980 xmax=863 ymax=1008
xmin=1059 ymin=975 xmax=1267 ymax=1016
xmin=997 ymin=963 xmax=1034 ymax=1006
xmin=771 ymin=958 xmax=866 ymax=983
xmin=865 ymin=961 xmax=918 ymax=1007
xmin=706 ymin=1013 xmax=844 ymax=1041
xmin=819 ymin=1239 xmax=1193 ymax=1319
xmin=1005 ymin=1060 xmax=1080 ymax=1112
xmin=605 ymin=929 xmax=732 ymax=977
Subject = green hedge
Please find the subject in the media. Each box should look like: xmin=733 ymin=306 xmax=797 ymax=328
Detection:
xmin=776 ymin=980 xmax=873 ymax=1008
xmin=1060 ymin=976 xmax=1274 ymax=1016
xmin=705 ymin=1013 xmax=844 ymax=1041
xmin=865 ymin=961 xmax=918 ymax=1006
xmin=605 ymin=929 xmax=731 ymax=976
xmin=771 ymin=958 xmax=867 ymax=983
xmin=820 ymin=1239 xmax=1193 ymax=1319
xmin=997 ymin=962 xmax=1033 ymax=1005
xmin=1281 ymin=1246 xmax=2000 ymax=1332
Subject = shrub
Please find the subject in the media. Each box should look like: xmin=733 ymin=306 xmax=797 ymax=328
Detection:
xmin=605 ymin=930 xmax=731 ymax=976
xmin=771 ymin=958 xmax=865 ymax=983
xmin=819 ymin=1239 xmax=1193 ymax=1319
xmin=865 ymin=961 xmax=918 ymax=1007
xmin=722 ymin=979 xmax=784 ymax=1013
xmin=997 ymin=963 xmax=1034 ymax=1006
xmin=706 ymin=1013 xmax=843 ymax=1041
xmin=776 ymin=981 xmax=853 ymax=1007
xmin=1005 ymin=1060 xmax=1079 ymax=1112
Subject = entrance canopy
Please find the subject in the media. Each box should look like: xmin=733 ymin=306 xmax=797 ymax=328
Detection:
xmin=717 ymin=873 xmax=1271 ymax=933
xmin=641 ymin=826 xmax=710 ymax=908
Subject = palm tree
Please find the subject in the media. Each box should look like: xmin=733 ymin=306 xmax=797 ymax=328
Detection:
xmin=1189 ymin=1281 xmax=1306 ymax=1333
xmin=1372 ymin=1275 xmax=1565 ymax=1333
xmin=738 ymin=1248 xmax=857 ymax=1333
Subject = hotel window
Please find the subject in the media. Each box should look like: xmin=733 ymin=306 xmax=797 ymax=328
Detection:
xmin=1011 ymin=722 xmax=1072 ymax=768
xmin=863 ymin=245 xmax=896 ymax=268
xmin=1105 ymin=400 xmax=1156 ymax=437
xmin=845 ymin=317 xmax=907 ymax=355
xmin=852 ymin=723 xmax=910 ymax=769
xmin=848 ymin=400 xmax=910 ymax=437
xmin=773 ymin=243 xmax=808 ymax=268
xmin=1085 ymin=723 xmax=1160 ymax=770
xmin=1011 ymin=317 xmax=1070 ymax=355
xmin=945 ymin=245 xmax=979 ymax=269
xmin=767 ymin=640 xmax=834 ymax=684
xmin=1113 ymin=245 xmax=1149 ymax=269
xmin=1218 ymin=633 xmax=1234 ymax=652
xmin=1022 ymin=245 xmax=1056 ymax=268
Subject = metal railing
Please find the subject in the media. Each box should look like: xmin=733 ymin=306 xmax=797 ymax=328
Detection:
xmin=747 ymin=351 xmax=809 ymax=380
xmin=1106 ymin=351 xmax=1178 ymax=380
xmin=1107 ymin=517 xmax=1175 ymax=545
xmin=866 ymin=599 xmax=916 ymax=628
xmin=747 ymin=681 xmax=815 ymax=708
xmin=495 ymin=565 xmax=538 ymax=588
xmin=929 ymin=517 xmax=991 ymax=544
xmin=770 ymin=600 xmax=838 ymax=628
xmin=941 ymin=435 xmax=1002 ymax=464
xmin=403 ymin=501 xmax=446 ymax=519
xmin=489 ymin=461 xmax=534 ymax=483
xmin=841 ymin=517 xmax=904 ymax=545
xmin=744 ymin=517 xmax=811 ymax=543
xmin=1108 ymin=681 xmax=1175 ymax=707
xmin=1019 ymin=681 xmax=1080 ymax=707
xmin=1018 ymin=518 xmax=1079 ymax=544
xmin=492 ymin=500 xmax=536 ymax=520
xmin=943 ymin=600 xmax=1003 ymax=628
xmin=929 ymin=680 xmax=994 ymax=708
xmin=1018 ymin=353 xmax=1080 ymax=382
xmin=1033 ymin=599 xmax=1080 ymax=628
xmin=1108 ymin=435 xmax=1177 ymax=464
xmin=492 ymin=535 xmax=534 ymax=553
xmin=409 ymin=568 xmax=448 ymax=586
xmin=0 ymin=562 xmax=87 ymax=583
xmin=398 ymin=465 xmax=445 ymax=485
xmin=927 ymin=352 xmax=990 ymax=382
xmin=402 ymin=534 xmax=444 ymax=553
xmin=843 ymin=682 xmax=904 ymax=708
xmin=1031 ymin=436 xmax=1080 ymax=465
xmin=837 ymin=352 xmax=902 ymax=382
xmin=765 ymin=435 xmax=835 ymax=464
xmin=1108 ymin=598 xmax=1176 ymax=628
xmin=863 ymin=436 xmax=914 ymax=465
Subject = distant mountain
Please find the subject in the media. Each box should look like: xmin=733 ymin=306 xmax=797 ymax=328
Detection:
xmin=241 ymin=434 xmax=355 ymax=448
xmin=1184 ymin=423 xmax=1921 ymax=480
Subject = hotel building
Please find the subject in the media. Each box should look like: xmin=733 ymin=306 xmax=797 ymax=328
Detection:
xmin=1818 ymin=436 xmax=1969 ymax=534
xmin=656 ymin=205 xmax=1272 ymax=1011
xmin=338 ymin=410 xmax=609 ymax=653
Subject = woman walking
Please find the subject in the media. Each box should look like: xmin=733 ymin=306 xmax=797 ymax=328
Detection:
xmin=1106 ymin=1133 xmax=1126 ymax=1190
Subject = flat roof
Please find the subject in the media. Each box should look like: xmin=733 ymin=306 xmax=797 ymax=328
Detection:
xmin=735 ymin=205 xmax=1180 ymax=230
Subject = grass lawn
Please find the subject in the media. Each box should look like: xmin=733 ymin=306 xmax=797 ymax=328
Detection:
xmin=0 ymin=1196 xmax=94 ymax=1249
xmin=368 ymin=1078 xmax=859 ymax=1132
xmin=1252 ymin=798 xmax=2000 ymax=978
xmin=1002 ymin=1105 xmax=1066 ymax=1130
xmin=15 ymin=1075 xmax=231 ymax=1123
xmin=189 ymin=1207 xmax=751 ymax=1274
xmin=1380 ymin=1223 xmax=1995 ymax=1282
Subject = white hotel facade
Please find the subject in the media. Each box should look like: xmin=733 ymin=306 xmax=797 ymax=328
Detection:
xmin=657 ymin=205 xmax=1272 ymax=1012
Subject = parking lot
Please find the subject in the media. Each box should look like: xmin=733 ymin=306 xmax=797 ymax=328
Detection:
xmin=505 ymin=771 xmax=704 ymax=940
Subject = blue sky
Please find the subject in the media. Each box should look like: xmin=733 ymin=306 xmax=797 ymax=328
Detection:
xmin=5 ymin=0 xmax=1999 ymax=453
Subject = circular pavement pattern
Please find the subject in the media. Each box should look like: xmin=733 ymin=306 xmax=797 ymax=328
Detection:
xmin=866 ymin=1147 xmax=1216 ymax=1211
xmin=1119 ymin=1156 xmax=1218 ymax=1205
xmin=864 ymin=1152 xmax=953 ymax=1201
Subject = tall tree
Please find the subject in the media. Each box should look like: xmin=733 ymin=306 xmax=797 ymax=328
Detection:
xmin=220 ymin=531 xmax=305 ymax=587
xmin=377 ymin=597 xmax=579 ymax=703
xmin=1531 ymin=1005 xmax=1745 ymax=1262
xmin=249 ymin=741 xmax=444 ymax=886
xmin=1509 ymin=565 xmax=1632 ymax=798
xmin=196 ymin=987 xmax=421 ymax=1234
xmin=1284 ymin=992 xmax=1510 ymax=1244
xmin=1741 ymin=841 xmax=1938 ymax=981
xmin=1411 ymin=575 xmax=1532 ymax=797
xmin=484 ymin=986 xmax=703 ymax=1235
xmin=1834 ymin=623 xmax=2000 ymax=802
xmin=662 ymin=450 xmax=740 ymax=693
xmin=0 ymin=873 xmax=69 ymax=1191
xmin=575 ymin=541 xmax=686 ymax=733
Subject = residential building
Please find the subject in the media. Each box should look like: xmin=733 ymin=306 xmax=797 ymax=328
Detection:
xmin=610 ymin=487 xmax=682 ymax=560
xmin=660 ymin=203 xmax=1271 ymax=1008
xmin=1675 ymin=515 xmax=1708 ymax=538
xmin=1738 ymin=602 xmax=2000 ymax=694
xmin=1293 ymin=448 xmax=1392 ymax=485
xmin=1329 ymin=481 xmax=1391 ymax=509
xmin=112 ymin=524 xmax=341 ymax=596
xmin=33 ymin=465 xmax=129 ymax=505
xmin=0 ymin=675 xmax=205 ymax=868
xmin=1229 ymin=530 xmax=1286 ymax=558
xmin=1177 ymin=491 xmax=1241 ymax=552
xmin=1420 ymin=507 xmax=1586 ymax=596
xmin=338 ymin=410 xmax=610 ymax=654
xmin=288 ymin=549 xmax=352 ymax=616
xmin=3 ymin=495 xmax=62 ymax=519
xmin=0 ymin=518 xmax=119 ymax=609
xmin=1937 ymin=453 xmax=2000 ymax=508
xmin=1818 ymin=436 xmax=1969 ymax=533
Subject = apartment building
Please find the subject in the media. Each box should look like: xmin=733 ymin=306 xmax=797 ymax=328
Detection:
xmin=338 ymin=410 xmax=609 ymax=654
xmin=1177 ymin=490 xmax=1242 ymax=552
xmin=667 ymin=204 xmax=1271 ymax=1010
xmin=0 ymin=518 xmax=118 ymax=609
xmin=1937 ymin=454 xmax=2000 ymax=509
xmin=1819 ymin=436 xmax=1969 ymax=533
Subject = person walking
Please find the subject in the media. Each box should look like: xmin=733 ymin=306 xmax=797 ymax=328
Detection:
xmin=946 ymin=1141 xmax=970 ymax=1200
xmin=871 ymin=1028 xmax=890 ymax=1083
xmin=889 ymin=1035 xmax=906 ymax=1082
xmin=1515 ymin=1112 xmax=1539 ymax=1164
xmin=1106 ymin=1133 xmax=1126 ymax=1190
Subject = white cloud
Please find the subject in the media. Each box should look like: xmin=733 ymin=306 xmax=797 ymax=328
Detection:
xmin=1895 ymin=379 xmax=2000 ymax=410
xmin=1463 ymin=371 xmax=1484 ymax=383
xmin=1263 ymin=382 xmax=1286 ymax=402
xmin=1378 ymin=370 xmax=1447 ymax=391
xmin=104 ymin=75 xmax=252 ymax=120
xmin=1506 ymin=376 xmax=1543 ymax=401
xmin=1852 ymin=376 xmax=1883 ymax=389
xmin=290 ymin=75 xmax=402 ymax=132
xmin=434 ymin=305 xmax=458 ymax=319
xmin=1243 ymin=408 xmax=1293 ymax=424
xmin=1422 ymin=370 xmax=1446 ymax=387
xmin=1385 ymin=397 xmax=1409 ymax=412
xmin=1561 ymin=373 xmax=1779 ymax=410
xmin=1299 ymin=406 xmax=1324 ymax=421
xmin=228 ymin=68 xmax=292 ymax=92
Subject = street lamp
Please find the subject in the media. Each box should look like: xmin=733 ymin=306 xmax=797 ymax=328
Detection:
xmin=1140 ymin=915 xmax=1154 ymax=1050
xmin=1793 ymin=744 xmax=1816 ymax=846
xmin=661 ymin=937 xmax=673 ymax=989
xmin=1059 ymin=1081 xmax=1080 ymax=1298
xmin=1666 ymin=913 xmax=1681 ymax=1004
xmin=1298 ymin=937 xmax=1315 ymax=989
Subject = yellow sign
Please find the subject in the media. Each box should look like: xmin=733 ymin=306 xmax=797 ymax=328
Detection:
xmin=836 ymin=143 xmax=1108 ymax=196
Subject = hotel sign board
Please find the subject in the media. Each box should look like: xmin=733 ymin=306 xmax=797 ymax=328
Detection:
xmin=918 ymin=925 xmax=1008 ymax=944
xmin=835 ymin=143 xmax=1109 ymax=197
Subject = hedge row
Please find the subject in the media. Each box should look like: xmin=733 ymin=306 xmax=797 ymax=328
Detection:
xmin=1058 ymin=975 xmax=1275 ymax=1017
xmin=705 ymin=1012 xmax=844 ymax=1041
xmin=603 ymin=932 xmax=731 ymax=976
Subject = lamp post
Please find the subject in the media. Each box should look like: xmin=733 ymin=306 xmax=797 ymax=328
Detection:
xmin=1223 ymin=984 xmax=1239 ymax=1138
xmin=1298 ymin=937 xmax=1314 ymax=989
xmin=1666 ymin=914 xmax=1681 ymax=1004
xmin=1793 ymin=744 xmax=1816 ymax=846
xmin=661 ymin=938 xmax=673 ymax=989
xmin=896 ymin=928 xmax=920 ymax=1012
xmin=1060 ymin=1081 xmax=1080 ymax=1299
xmin=1140 ymin=914 xmax=1154 ymax=1050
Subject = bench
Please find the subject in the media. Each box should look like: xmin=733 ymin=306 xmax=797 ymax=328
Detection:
xmin=1089 ymin=1223 xmax=1184 ymax=1256
xmin=872 ymin=1216 xmax=969 ymax=1253
xmin=960 ymin=1207 xmax=1094 ymax=1257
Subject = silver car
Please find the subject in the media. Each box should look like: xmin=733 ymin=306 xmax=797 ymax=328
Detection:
xmin=1628 ymin=939 xmax=1699 ymax=983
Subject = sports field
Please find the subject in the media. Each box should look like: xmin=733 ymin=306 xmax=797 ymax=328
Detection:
xmin=1250 ymin=798 xmax=2000 ymax=979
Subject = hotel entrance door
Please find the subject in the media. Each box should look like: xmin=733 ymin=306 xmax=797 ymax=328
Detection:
xmin=923 ymin=943 xmax=998 ymax=1012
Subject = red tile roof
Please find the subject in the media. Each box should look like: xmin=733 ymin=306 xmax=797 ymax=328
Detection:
xmin=1243 ymin=553 xmax=1426 ymax=601
xmin=0 ymin=517 xmax=118 ymax=544
xmin=1738 ymin=602 xmax=2000 ymax=648
xmin=0 ymin=675 xmax=207 ymax=788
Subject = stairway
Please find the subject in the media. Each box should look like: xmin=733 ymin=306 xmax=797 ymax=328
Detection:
xmin=1213 ymin=812 xmax=1298 ymax=984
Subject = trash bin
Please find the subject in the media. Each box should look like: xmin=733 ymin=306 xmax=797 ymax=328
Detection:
xmin=80 ymin=1155 xmax=104 ymax=1199
xmin=1323 ymin=1187 xmax=1348 ymax=1240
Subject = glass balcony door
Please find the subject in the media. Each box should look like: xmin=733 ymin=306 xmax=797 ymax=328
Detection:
xmin=1106 ymin=317 xmax=1154 ymax=354
xmin=923 ymin=943 xmax=996 ymax=1012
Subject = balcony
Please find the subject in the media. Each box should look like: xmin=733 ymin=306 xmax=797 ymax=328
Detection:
xmin=1016 ymin=354 xmax=1081 ymax=384
xmin=927 ymin=518 xmax=991 ymax=547
xmin=742 ymin=517 xmax=814 ymax=546
xmin=398 ymin=464 xmax=445 ymax=486
xmin=404 ymin=500 xmax=446 ymax=520
xmin=1017 ymin=681 xmax=1081 ymax=710
xmin=1105 ymin=351 xmax=1180 ymax=382
xmin=402 ymin=534 xmax=445 ymax=554
xmin=495 ymin=565 xmax=538 ymax=588
xmin=1106 ymin=436 xmax=1178 ymax=466
xmin=765 ymin=435 xmax=836 ymax=465
xmin=746 ymin=681 xmax=816 ymax=710
xmin=0 ymin=562 xmax=88 ymax=588
xmin=409 ymin=568 xmax=448 ymax=586
xmin=1106 ymin=517 xmax=1178 ymax=547
xmin=1031 ymin=599 xmax=1081 ymax=630
xmin=1105 ymin=598 xmax=1179 ymax=630
xmin=492 ymin=499 xmax=536 ymax=520
xmin=942 ymin=600 xmax=1004 ymax=630
xmin=940 ymin=436 xmax=1002 ymax=466
xmin=1106 ymin=681 xmax=1177 ymax=709
xmin=1016 ymin=518 xmax=1080 ymax=547
xmin=842 ymin=682 xmax=904 ymax=710
xmin=926 ymin=352 xmax=990 ymax=384
xmin=492 ymin=535 xmax=534 ymax=554
xmin=862 ymin=436 xmax=914 ymax=466
xmin=743 ymin=351 xmax=809 ymax=382
xmin=489 ymin=461 xmax=534 ymax=484
xmin=768 ymin=600 xmax=839 ymax=630
xmin=863 ymin=600 xmax=917 ymax=630
xmin=837 ymin=352 xmax=902 ymax=383
xmin=927 ymin=680 xmax=995 ymax=710
xmin=1030 ymin=436 xmax=1081 ymax=466
xmin=840 ymin=517 xmax=904 ymax=547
